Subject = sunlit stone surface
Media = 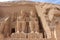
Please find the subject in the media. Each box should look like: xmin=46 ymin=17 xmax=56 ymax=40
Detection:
xmin=0 ymin=1 xmax=60 ymax=40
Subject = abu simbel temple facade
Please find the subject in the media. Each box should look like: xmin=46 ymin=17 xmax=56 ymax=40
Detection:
xmin=0 ymin=1 xmax=60 ymax=40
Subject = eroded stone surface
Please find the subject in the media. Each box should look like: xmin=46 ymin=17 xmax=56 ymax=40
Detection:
xmin=0 ymin=1 xmax=60 ymax=40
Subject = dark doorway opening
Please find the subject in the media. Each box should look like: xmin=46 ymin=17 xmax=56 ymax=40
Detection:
xmin=11 ymin=28 xmax=15 ymax=33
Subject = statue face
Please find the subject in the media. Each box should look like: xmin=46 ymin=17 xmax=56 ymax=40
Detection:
xmin=30 ymin=11 xmax=36 ymax=17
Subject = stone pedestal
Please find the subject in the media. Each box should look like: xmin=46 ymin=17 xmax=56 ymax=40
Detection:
xmin=11 ymin=32 xmax=26 ymax=38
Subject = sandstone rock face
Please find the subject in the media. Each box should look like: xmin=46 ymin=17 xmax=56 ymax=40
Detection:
xmin=0 ymin=1 xmax=60 ymax=40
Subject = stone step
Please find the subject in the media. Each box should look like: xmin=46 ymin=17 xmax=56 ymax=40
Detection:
xmin=5 ymin=38 xmax=56 ymax=40
xmin=4 ymin=33 xmax=45 ymax=40
xmin=4 ymin=38 xmax=44 ymax=40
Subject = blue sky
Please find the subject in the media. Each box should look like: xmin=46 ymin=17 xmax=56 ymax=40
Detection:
xmin=32 ymin=0 xmax=60 ymax=4
xmin=0 ymin=0 xmax=60 ymax=4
